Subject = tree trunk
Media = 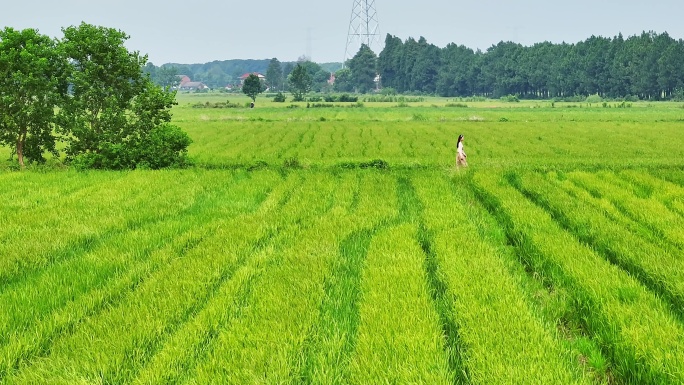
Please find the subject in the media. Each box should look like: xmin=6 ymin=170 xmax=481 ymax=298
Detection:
xmin=16 ymin=133 xmax=25 ymax=169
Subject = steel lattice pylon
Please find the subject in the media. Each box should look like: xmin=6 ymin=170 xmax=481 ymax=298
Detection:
xmin=344 ymin=0 xmax=380 ymax=65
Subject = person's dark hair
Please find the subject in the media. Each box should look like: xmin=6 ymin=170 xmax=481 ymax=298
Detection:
xmin=457 ymin=134 xmax=464 ymax=144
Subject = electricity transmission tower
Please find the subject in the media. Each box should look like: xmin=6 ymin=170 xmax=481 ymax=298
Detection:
xmin=344 ymin=0 xmax=380 ymax=65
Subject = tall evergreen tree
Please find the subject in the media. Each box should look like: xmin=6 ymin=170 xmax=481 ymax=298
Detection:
xmin=348 ymin=44 xmax=378 ymax=93
xmin=266 ymin=58 xmax=283 ymax=91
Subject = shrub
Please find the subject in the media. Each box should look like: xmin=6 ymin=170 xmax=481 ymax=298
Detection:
xmin=338 ymin=94 xmax=358 ymax=102
xmin=586 ymin=94 xmax=603 ymax=104
xmin=137 ymin=124 xmax=193 ymax=169
xmin=273 ymin=92 xmax=286 ymax=102
xmin=71 ymin=124 xmax=192 ymax=170
xmin=359 ymin=159 xmax=389 ymax=169
xmin=282 ymin=157 xmax=302 ymax=169
xmin=500 ymin=94 xmax=520 ymax=103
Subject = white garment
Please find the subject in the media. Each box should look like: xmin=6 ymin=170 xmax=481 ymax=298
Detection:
xmin=457 ymin=141 xmax=465 ymax=156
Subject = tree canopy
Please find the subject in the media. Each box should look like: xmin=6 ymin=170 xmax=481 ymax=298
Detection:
xmin=288 ymin=64 xmax=313 ymax=101
xmin=376 ymin=31 xmax=684 ymax=99
xmin=242 ymin=73 xmax=266 ymax=102
xmin=266 ymin=58 xmax=283 ymax=92
xmin=0 ymin=23 xmax=191 ymax=169
xmin=0 ymin=27 xmax=67 ymax=168
xmin=347 ymin=44 xmax=378 ymax=93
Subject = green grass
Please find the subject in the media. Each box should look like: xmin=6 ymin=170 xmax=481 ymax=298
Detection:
xmin=1 ymin=98 xmax=684 ymax=384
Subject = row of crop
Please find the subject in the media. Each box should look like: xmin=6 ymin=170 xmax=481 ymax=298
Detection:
xmin=513 ymin=170 xmax=684 ymax=313
xmin=473 ymin=171 xmax=684 ymax=384
xmin=182 ymin=119 xmax=462 ymax=168
xmin=128 ymin=171 xmax=361 ymax=384
xmin=0 ymin=169 xmax=243 ymax=285
xmin=566 ymin=170 xmax=684 ymax=249
xmin=614 ymin=169 xmax=684 ymax=225
xmin=4 ymin=170 xmax=342 ymax=384
xmin=346 ymin=223 xmax=453 ymax=384
xmin=0 ymin=170 xmax=286 ymax=383
xmin=413 ymin=173 xmax=591 ymax=384
xmin=181 ymin=172 xmax=398 ymax=384
xmin=0 ymin=170 xmax=274 ymax=343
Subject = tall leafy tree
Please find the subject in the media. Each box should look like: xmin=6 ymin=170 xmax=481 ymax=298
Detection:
xmin=266 ymin=58 xmax=283 ymax=91
xmin=58 ymin=22 xmax=189 ymax=169
xmin=0 ymin=27 xmax=67 ymax=168
xmin=348 ymin=44 xmax=378 ymax=93
xmin=242 ymin=73 xmax=266 ymax=102
xmin=297 ymin=61 xmax=330 ymax=92
xmin=436 ymin=43 xmax=476 ymax=97
xmin=409 ymin=37 xmax=440 ymax=93
xmin=288 ymin=63 xmax=312 ymax=101
xmin=378 ymin=34 xmax=404 ymax=91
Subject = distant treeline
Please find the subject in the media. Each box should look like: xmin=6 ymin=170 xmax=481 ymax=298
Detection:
xmin=147 ymin=31 xmax=684 ymax=100
xmin=379 ymin=31 xmax=684 ymax=100
xmin=144 ymin=59 xmax=341 ymax=89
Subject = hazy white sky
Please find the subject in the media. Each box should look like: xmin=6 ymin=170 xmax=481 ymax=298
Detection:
xmin=3 ymin=0 xmax=683 ymax=65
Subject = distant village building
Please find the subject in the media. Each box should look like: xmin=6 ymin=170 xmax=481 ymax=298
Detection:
xmin=239 ymin=72 xmax=265 ymax=85
xmin=177 ymin=75 xmax=209 ymax=91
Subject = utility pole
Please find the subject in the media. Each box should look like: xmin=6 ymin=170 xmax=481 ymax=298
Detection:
xmin=344 ymin=0 xmax=380 ymax=67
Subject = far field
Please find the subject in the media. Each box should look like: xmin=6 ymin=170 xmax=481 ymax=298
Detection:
xmin=1 ymin=95 xmax=683 ymax=384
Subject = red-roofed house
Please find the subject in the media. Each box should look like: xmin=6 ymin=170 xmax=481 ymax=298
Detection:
xmin=178 ymin=75 xmax=209 ymax=91
xmin=239 ymin=73 xmax=265 ymax=85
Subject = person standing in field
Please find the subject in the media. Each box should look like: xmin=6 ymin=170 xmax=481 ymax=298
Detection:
xmin=456 ymin=134 xmax=468 ymax=167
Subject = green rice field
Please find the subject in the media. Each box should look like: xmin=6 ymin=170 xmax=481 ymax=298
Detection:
xmin=1 ymin=95 xmax=683 ymax=384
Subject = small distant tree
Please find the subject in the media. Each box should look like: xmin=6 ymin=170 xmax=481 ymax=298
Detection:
xmin=266 ymin=58 xmax=283 ymax=91
xmin=333 ymin=68 xmax=354 ymax=92
xmin=156 ymin=65 xmax=180 ymax=90
xmin=0 ymin=27 xmax=67 ymax=168
xmin=242 ymin=73 xmax=266 ymax=103
xmin=288 ymin=63 xmax=312 ymax=101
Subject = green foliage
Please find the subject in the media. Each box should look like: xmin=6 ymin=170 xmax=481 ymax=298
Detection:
xmin=242 ymin=73 xmax=266 ymax=102
xmin=377 ymin=31 xmax=684 ymax=100
xmin=347 ymin=44 xmax=378 ymax=93
xmin=288 ymin=64 xmax=313 ymax=102
xmin=266 ymin=58 xmax=284 ymax=91
xmin=338 ymin=94 xmax=358 ymax=102
xmin=56 ymin=22 xmax=191 ymax=170
xmin=153 ymin=65 xmax=180 ymax=90
xmin=585 ymin=94 xmax=603 ymax=103
xmin=282 ymin=157 xmax=302 ymax=169
xmin=363 ymin=95 xmax=425 ymax=103
xmin=500 ymin=94 xmax=520 ymax=103
xmin=0 ymin=27 xmax=67 ymax=167
xmin=672 ymin=88 xmax=684 ymax=102
xmin=333 ymin=68 xmax=354 ymax=93
xmin=273 ymin=92 xmax=287 ymax=102
xmin=137 ymin=124 xmax=192 ymax=169
xmin=191 ymin=100 xmax=242 ymax=108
